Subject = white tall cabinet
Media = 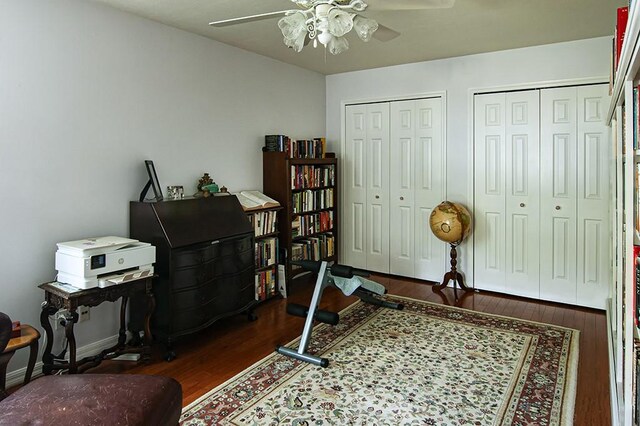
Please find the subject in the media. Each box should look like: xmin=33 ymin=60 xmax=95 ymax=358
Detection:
xmin=473 ymin=84 xmax=610 ymax=309
xmin=343 ymin=97 xmax=445 ymax=281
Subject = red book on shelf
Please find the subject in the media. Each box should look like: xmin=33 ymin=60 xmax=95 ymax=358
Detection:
xmin=634 ymin=245 xmax=640 ymax=326
xmin=616 ymin=6 xmax=629 ymax=70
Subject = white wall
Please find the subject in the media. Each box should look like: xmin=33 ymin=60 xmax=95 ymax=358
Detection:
xmin=0 ymin=0 xmax=325 ymax=378
xmin=326 ymin=36 xmax=611 ymax=274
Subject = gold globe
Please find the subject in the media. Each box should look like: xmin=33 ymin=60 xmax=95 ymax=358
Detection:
xmin=429 ymin=201 xmax=472 ymax=245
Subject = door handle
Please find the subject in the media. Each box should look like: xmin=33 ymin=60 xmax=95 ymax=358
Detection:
xmin=400 ymin=197 xmax=404 ymax=201
xmin=520 ymin=203 xmax=525 ymax=207
xmin=555 ymin=206 xmax=561 ymax=210
xmin=375 ymin=195 xmax=380 ymax=199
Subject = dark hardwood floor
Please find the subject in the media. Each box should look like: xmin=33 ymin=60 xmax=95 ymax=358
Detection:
xmin=86 ymin=274 xmax=610 ymax=425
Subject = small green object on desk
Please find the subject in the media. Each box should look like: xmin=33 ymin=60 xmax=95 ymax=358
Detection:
xmin=202 ymin=183 xmax=219 ymax=193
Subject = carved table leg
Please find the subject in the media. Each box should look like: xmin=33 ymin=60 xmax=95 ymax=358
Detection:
xmin=64 ymin=310 xmax=79 ymax=374
xmin=142 ymin=288 xmax=155 ymax=362
xmin=118 ymin=296 xmax=128 ymax=349
xmin=40 ymin=301 xmax=57 ymax=375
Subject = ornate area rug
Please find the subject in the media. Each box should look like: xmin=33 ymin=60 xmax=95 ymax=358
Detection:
xmin=181 ymin=296 xmax=579 ymax=425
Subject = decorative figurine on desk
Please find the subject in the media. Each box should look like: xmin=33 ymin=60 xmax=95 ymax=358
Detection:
xmin=197 ymin=173 xmax=213 ymax=191
xmin=195 ymin=173 xmax=214 ymax=198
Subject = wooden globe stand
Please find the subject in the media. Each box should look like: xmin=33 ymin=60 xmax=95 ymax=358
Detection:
xmin=432 ymin=242 xmax=471 ymax=299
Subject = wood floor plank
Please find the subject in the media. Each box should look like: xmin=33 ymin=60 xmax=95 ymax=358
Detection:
xmin=27 ymin=274 xmax=609 ymax=424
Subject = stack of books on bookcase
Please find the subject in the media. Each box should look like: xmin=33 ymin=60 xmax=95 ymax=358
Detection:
xmin=291 ymin=211 xmax=334 ymax=237
xmin=611 ymin=6 xmax=629 ymax=92
xmin=255 ymin=236 xmax=278 ymax=301
xmin=291 ymin=234 xmax=335 ymax=264
xmin=248 ymin=209 xmax=278 ymax=236
xmin=292 ymin=188 xmax=334 ymax=214
xmin=291 ymin=164 xmax=335 ymax=188
xmin=264 ymin=134 xmax=326 ymax=159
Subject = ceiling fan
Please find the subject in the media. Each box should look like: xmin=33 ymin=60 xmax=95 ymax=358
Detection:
xmin=209 ymin=0 xmax=455 ymax=55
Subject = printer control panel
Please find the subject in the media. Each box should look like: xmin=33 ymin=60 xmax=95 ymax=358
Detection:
xmin=90 ymin=255 xmax=106 ymax=270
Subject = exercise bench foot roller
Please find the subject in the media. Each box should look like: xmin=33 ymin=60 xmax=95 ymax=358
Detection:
xmin=276 ymin=260 xmax=403 ymax=367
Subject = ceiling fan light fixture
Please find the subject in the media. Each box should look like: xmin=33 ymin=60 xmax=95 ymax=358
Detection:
xmin=278 ymin=12 xmax=308 ymax=52
xmin=327 ymin=9 xmax=354 ymax=37
xmin=353 ymin=15 xmax=378 ymax=42
xmin=328 ymin=35 xmax=349 ymax=55
xmin=317 ymin=29 xmax=333 ymax=46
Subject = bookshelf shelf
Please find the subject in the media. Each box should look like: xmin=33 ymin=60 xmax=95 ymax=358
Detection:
xmin=263 ymin=150 xmax=338 ymax=292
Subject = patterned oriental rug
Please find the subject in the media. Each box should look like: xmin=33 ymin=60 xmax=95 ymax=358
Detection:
xmin=181 ymin=296 xmax=579 ymax=425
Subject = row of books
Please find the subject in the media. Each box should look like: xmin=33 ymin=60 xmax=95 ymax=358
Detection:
xmin=292 ymin=188 xmax=334 ymax=214
xmin=255 ymin=268 xmax=277 ymax=301
xmin=265 ymin=135 xmax=327 ymax=159
xmin=255 ymin=237 xmax=278 ymax=268
xmin=611 ymin=6 xmax=629 ymax=92
xmin=291 ymin=233 xmax=335 ymax=269
xmin=291 ymin=165 xmax=335 ymax=190
xmin=248 ymin=209 xmax=278 ymax=237
xmin=291 ymin=211 xmax=334 ymax=238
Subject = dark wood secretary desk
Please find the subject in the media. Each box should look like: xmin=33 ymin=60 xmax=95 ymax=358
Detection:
xmin=130 ymin=195 xmax=256 ymax=360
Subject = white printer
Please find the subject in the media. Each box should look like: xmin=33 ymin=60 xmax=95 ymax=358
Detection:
xmin=55 ymin=236 xmax=155 ymax=289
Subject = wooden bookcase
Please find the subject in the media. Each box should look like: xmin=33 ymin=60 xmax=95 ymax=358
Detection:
xmin=246 ymin=206 xmax=282 ymax=302
xmin=263 ymin=151 xmax=338 ymax=292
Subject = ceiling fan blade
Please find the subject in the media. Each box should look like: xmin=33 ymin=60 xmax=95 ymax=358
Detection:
xmin=373 ymin=24 xmax=400 ymax=42
xmin=366 ymin=0 xmax=455 ymax=11
xmin=209 ymin=11 xmax=290 ymax=27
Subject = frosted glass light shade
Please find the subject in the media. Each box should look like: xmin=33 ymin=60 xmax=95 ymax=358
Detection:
xmin=278 ymin=12 xmax=308 ymax=52
xmin=328 ymin=36 xmax=349 ymax=55
xmin=317 ymin=30 xmax=333 ymax=46
xmin=353 ymin=15 xmax=378 ymax=42
xmin=327 ymin=9 xmax=354 ymax=37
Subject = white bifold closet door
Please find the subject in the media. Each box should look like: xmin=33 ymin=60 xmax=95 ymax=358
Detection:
xmin=473 ymin=90 xmax=540 ymax=298
xmin=539 ymin=85 xmax=610 ymax=307
xmin=344 ymin=98 xmax=445 ymax=281
xmin=474 ymin=84 xmax=610 ymax=308
xmin=344 ymin=103 xmax=390 ymax=273
xmin=389 ymin=99 xmax=445 ymax=279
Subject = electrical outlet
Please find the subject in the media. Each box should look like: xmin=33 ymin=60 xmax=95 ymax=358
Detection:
xmin=78 ymin=306 xmax=90 ymax=323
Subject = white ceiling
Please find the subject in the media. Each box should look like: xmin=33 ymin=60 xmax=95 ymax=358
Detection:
xmin=92 ymin=0 xmax=627 ymax=75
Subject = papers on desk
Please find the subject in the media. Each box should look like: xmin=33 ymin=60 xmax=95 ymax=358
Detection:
xmin=48 ymin=281 xmax=84 ymax=293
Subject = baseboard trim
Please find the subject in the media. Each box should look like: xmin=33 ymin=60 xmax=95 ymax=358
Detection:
xmin=5 ymin=334 xmax=119 ymax=389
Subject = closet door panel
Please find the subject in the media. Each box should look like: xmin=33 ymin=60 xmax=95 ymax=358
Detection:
xmin=390 ymin=100 xmax=415 ymax=276
xmin=540 ymin=87 xmax=578 ymax=305
xmin=414 ymin=98 xmax=446 ymax=281
xmin=505 ymin=91 xmax=540 ymax=298
xmin=344 ymin=105 xmax=368 ymax=269
xmin=474 ymin=94 xmax=506 ymax=293
xmin=366 ymin=103 xmax=390 ymax=273
xmin=576 ymin=84 xmax=610 ymax=309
